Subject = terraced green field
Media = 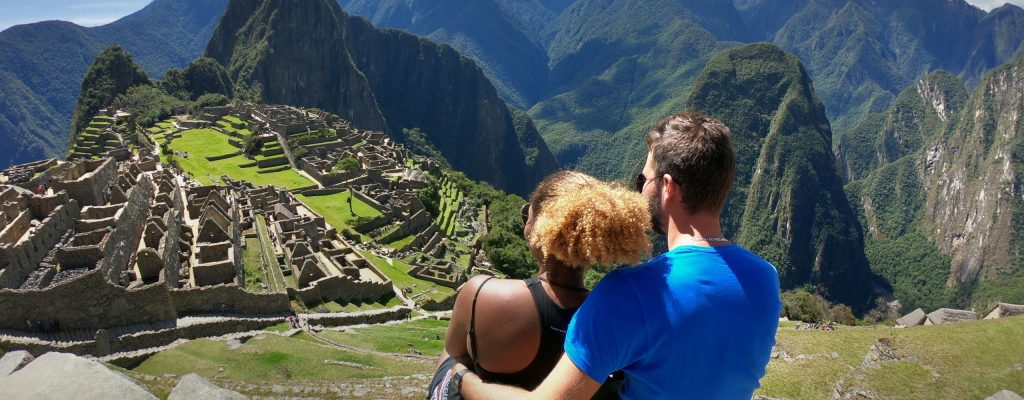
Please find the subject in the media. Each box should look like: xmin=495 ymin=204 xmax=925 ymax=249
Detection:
xmin=359 ymin=252 xmax=453 ymax=302
xmin=295 ymin=191 xmax=382 ymax=231
xmin=163 ymin=128 xmax=313 ymax=189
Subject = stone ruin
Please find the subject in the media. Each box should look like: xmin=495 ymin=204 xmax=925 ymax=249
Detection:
xmin=67 ymin=109 xmax=132 ymax=162
xmin=0 ymin=156 xmax=291 ymax=357
xmin=234 ymin=183 xmax=393 ymax=305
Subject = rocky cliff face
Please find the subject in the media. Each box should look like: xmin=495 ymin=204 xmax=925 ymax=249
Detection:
xmin=688 ymin=43 xmax=874 ymax=309
xmin=841 ymin=63 xmax=1024 ymax=310
xmin=923 ymin=61 xmax=1024 ymax=285
xmin=206 ymin=0 xmax=556 ymax=195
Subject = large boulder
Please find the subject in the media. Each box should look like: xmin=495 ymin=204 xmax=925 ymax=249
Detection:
xmin=168 ymin=373 xmax=247 ymax=400
xmin=896 ymin=308 xmax=927 ymax=327
xmin=0 ymin=351 xmax=34 ymax=377
xmin=0 ymin=352 xmax=156 ymax=399
xmin=987 ymin=391 xmax=1024 ymax=400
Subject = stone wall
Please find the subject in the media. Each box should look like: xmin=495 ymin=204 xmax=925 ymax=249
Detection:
xmin=159 ymin=179 xmax=185 ymax=287
xmin=0 ymin=269 xmax=177 ymax=330
xmin=303 ymin=307 xmax=412 ymax=327
xmin=51 ymin=159 xmax=116 ymax=206
xmin=170 ymin=284 xmax=291 ymax=315
xmin=99 ymin=175 xmax=154 ymax=284
xmin=378 ymin=210 xmax=430 ymax=244
xmin=0 ymin=201 xmax=80 ymax=289
xmin=289 ymin=274 xmax=392 ymax=305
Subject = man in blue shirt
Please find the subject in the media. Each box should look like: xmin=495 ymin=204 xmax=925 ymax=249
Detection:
xmin=458 ymin=111 xmax=782 ymax=399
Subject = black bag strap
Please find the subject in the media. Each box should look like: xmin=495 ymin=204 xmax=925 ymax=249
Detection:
xmin=468 ymin=276 xmax=496 ymax=372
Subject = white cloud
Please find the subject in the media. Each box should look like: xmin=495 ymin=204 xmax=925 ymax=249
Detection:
xmin=965 ymin=0 xmax=1024 ymax=11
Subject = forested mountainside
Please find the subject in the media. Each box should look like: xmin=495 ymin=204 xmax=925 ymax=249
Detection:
xmin=843 ymin=62 xmax=1024 ymax=311
xmin=205 ymin=0 xmax=557 ymax=195
xmin=0 ymin=0 xmax=227 ymax=166
xmin=340 ymin=0 xmax=1024 ymax=182
xmin=688 ymin=43 xmax=873 ymax=309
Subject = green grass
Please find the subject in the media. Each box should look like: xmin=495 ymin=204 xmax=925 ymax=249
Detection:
xmin=295 ymin=191 xmax=382 ymax=231
xmin=315 ymin=318 xmax=448 ymax=356
xmin=254 ymin=216 xmax=285 ymax=293
xmin=131 ymin=333 xmax=432 ymax=381
xmin=163 ymin=129 xmax=313 ymax=189
xmin=242 ymin=237 xmax=266 ymax=290
xmin=316 ymin=294 xmax=404 ymax=312
xmin=756 ymin=317 xmax=1024 ymax=399
xmin=359 ymin=251 xmax=453 ymax=302
xmin=385 ymin=235 xmax=415 ymax=250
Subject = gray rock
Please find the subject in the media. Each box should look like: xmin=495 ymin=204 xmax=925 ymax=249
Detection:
xmin=168 ymin=373 xmax=247 ymax=400
xmin=987 ymin=390 xmax=1024 ymax=400
xmin=0 ymin=352 xmax=156 ymax=399
xmin=0 ymin=351 xmax=34 ymax=377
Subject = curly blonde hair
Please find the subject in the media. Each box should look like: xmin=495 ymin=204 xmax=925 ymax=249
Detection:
xmin=527 ymin=171 xmax=652 ymax=269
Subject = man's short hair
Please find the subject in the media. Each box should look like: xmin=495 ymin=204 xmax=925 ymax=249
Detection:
xmin=646 ymin=111 xmax=735 ymax=215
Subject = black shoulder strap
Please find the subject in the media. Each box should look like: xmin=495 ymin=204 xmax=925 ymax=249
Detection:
xmin=468 ymin=276 xmax=496 ymax=371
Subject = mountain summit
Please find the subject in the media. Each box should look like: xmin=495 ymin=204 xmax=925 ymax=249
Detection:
xmin=206 ymin=0 xmax=557 ymax=194
xmin=688 ymin=43 xmax=874 ymax=309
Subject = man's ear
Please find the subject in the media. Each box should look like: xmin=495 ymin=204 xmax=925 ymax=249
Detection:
xmin=662 ymin=174 xmax=677 ymax=202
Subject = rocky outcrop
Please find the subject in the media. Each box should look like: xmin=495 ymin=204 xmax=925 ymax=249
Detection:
xmin=168 ymin=373 xmax=246 ymax=400
xmin=0 ymin=350 xmax=33 ymax=377
xmin=923 ymin=61 xmax=1024 ymax=285
xmin=0 ymin=352 xmax=156 ymax=399
xmin=205 ymin=0 xmax=556 ymax=195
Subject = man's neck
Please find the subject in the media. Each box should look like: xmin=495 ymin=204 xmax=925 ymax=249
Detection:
xmin=665 ymin=212 xmax=728 ymax=250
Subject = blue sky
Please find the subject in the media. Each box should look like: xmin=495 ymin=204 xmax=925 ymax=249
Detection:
xmin=1 ymin=0 xmax=1023 ymax=32
xmin=0 ymin=0 xmax=151 ymax=31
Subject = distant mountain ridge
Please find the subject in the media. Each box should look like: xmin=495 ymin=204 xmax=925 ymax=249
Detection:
xmin=0 ymin=0 xmax=227 ymax=166
xmin=340 ymin=0 xmax=1024 ymax=181
xmin=206 ymin=0 xmax=557 ymax=195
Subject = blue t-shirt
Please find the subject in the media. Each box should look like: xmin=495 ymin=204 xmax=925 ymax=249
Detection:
xmin=565 ymin=244 xmax=781 ymax=399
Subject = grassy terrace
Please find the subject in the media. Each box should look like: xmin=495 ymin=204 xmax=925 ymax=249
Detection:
xmin=758 ymin=317 xmax=1024 ymax=399
xmin=436 ymin=178 xmax=463 ymax=237
xmin=314 ymin=295 xmax=404 ymax=313
xmin=241 ymin=237 xmax=266 ymax=290
xmin=295 ymin=191 xmax=381 ymax=231
xmin=126 ymin=313 xmax=1024 ymax=399
xmin=315 ymin=318 xmax=447 ymax=356
xmin=254 ymin=215 xmax=285 ymax=293
xmin=162 ymin=128 xmax=313 ymax=189
xmin=131 ymin=331 xmax=433 ymax=381
xmin=360 ymin=252 xmax=453 ymax=302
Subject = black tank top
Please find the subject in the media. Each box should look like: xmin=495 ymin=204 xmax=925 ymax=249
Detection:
xmin=469 ymin=277 xmax=582 ymax=390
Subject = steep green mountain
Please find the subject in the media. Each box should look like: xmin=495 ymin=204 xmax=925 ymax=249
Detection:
xmin=207 ymin=0 xmax=557 ymax=195
xmin=688 ymin=43 xmax=873 ymax=309
xmin=532 ymin=0 xmax=743 ymax=178
xmin=844 ymin=62 xmax=1024 ymax=311
xmin=69 ymin=46 xmax=152 ymax=146
xmin=0 ymin=0 xmax=228 ymax=166
xmin=161 ymin=57 xmax=234 ymax=101
xmin=337 ymin=0 xmax=550 ymax=107
xmin=340 ymin=0 xmax=1024 ymax=184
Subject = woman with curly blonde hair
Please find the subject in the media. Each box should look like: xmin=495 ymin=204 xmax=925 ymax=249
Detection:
xmin=429 ymin=171 xmax=651 ymax=399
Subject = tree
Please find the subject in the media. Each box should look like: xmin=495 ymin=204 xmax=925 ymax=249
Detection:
xmin=332 ymin=157 xmax=360 ymax=173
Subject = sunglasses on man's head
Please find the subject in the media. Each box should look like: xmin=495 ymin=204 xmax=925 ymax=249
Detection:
xmin=521 ymin=203 xmax=530 ymax=225
xmin=635 ymin=173 xmax=656 ymax=192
